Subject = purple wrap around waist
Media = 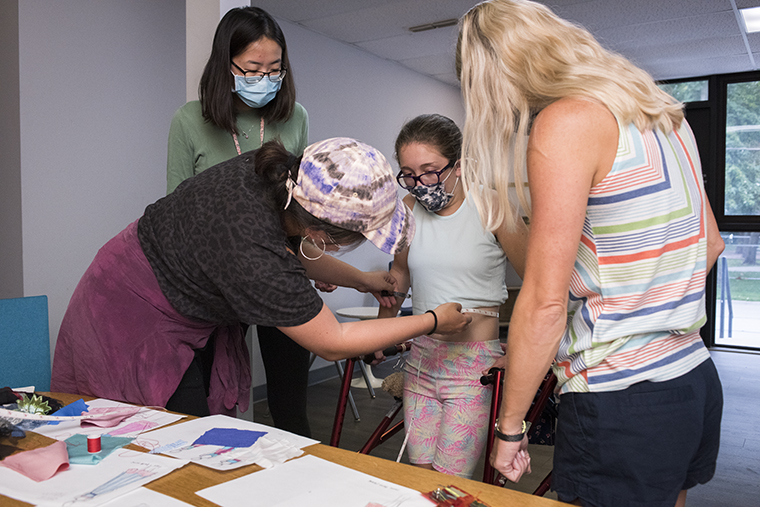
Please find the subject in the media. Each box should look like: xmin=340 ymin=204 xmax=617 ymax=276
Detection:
xmin=51 ymin=220 xmax=251 ymax=415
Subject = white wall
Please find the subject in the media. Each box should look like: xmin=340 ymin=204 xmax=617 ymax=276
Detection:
xmin=186 ymin=0 xmax=249 ymax=101
xmin=186 ymin=0 xmax=218 ymax=102
xmin=17 ymin=0 xmax=186 ymax=357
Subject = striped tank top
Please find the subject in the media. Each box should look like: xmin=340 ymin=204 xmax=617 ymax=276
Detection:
xmin=554 ymin=119 xmax=711 ymax=394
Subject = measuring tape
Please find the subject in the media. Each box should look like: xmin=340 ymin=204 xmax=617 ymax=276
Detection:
xmin=0 ymin=406 xmax=141 ymax=423
xmin=461 ymin=308 xmax=499 ymax=318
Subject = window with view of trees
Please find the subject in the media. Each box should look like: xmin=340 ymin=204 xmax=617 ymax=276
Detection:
xmin=657 ymin=74 xmax=760 ymax=349
xmin=658 ymin=80 xmax=708 ymax=103
xmin=726 ymin=81 xmax=760 ymax=216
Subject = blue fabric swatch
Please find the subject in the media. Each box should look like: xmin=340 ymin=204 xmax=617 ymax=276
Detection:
xmin=192 ymin=428 xmax=266 ymax=448
xmin=48 ymin=398 xmax=89 ymax=425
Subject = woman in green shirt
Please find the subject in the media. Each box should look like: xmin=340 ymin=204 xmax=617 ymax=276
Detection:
xmin=166 ymin=7 xmax=312 ymax=436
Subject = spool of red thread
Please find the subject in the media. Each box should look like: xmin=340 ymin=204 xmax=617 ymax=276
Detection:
xmin=87 ymin=435 xmax=102 ymax=453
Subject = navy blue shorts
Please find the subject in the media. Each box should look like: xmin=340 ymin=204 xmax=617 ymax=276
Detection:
xmin=551 ymin=359 xmax=723 ymax=507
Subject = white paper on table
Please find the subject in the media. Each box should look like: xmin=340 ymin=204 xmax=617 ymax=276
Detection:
xmin=137 ymin=414 xmax=317 ymax=470
xmin=158 ymin=434 xmax=303 ymax=470
xmin=0 ymin=449 xmax=188 ymax=507
xmin=99 ymin=486 xmax=193 ymax=506
xmin=197 ymin=454 xmax=436 ymax=507
xmin=34 ymin=398 xmax=185 ymax=440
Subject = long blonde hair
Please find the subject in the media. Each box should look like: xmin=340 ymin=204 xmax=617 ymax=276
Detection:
xmin=457 ymin=0 xmax=684 ymax=231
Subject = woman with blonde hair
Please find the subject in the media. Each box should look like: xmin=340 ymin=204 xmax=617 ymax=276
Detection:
xmin=457 ymin=1 xmax=724 ymax=506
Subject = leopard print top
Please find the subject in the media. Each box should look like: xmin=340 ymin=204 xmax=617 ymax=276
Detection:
xmin=138 ymin=150 xmax=322 ymax=327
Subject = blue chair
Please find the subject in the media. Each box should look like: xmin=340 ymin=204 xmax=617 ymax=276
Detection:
xmin=0 ymin=295 xmax=51 ymax=391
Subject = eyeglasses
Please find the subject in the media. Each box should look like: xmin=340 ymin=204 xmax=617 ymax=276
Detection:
xmin=396 ymin=160 xmax=456 ymax=189
xmin=231 ymin=61 xmax=287 ymax=84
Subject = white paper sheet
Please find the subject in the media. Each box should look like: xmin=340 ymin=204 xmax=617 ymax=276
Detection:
xmin=99 ymin=486 xmax=193 ymax=506
xmin=33 ymin=398 xmax=185 ymax=440
xmin=0 ymin=449 xmax=188 ymax=507
xmin=138 ymin=414 xmax=318 ymax=470
xmin=196 ymin=454 xmax=436 ymax=507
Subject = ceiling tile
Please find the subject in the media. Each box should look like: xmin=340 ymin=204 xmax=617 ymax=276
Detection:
xmin=647 ymin=54 xmax=755 ymax=81
xmin=735 ymin=0 xmax=760 ymax=9
xmin=430 ymin=72 xmax=460 ymax=87
xmin=625 ymin=36 xmax=749 ymax=77
xmin=400 ymin=52 xmax=457 ymax=75
xmin=260 ymin=0 xmax=760 ymax=88
xmin=549 ymin=0 xmax=732 ymax=32
xmin=746 ymin=31 xmax=760 ymax=54
xmin=596 ymin=12 xmax=740 ymax=51
xmin=299 ymin=0 xmax=474 ymax=44
xmin=356 ymin=25 xmax=458 ymax=61
xmin=253 ymin=0 xmax=397 ymax=23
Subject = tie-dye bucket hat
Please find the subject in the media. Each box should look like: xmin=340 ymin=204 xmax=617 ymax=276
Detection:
xmin=290 ymin=137 xmax=415 ymax=254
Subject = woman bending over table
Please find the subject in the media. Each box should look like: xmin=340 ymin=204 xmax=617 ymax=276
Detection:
xmin=52 ymin=138 xmax=471 ymax=418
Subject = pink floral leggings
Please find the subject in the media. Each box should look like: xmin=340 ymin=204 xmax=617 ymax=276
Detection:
xmin=402 ymin=334 xmax=503 ymax=478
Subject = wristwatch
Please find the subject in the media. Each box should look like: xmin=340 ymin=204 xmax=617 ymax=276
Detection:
xmin=494 ymin=420 xmax=531 ymax=442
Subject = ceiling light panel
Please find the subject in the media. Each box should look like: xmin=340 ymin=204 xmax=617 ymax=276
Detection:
xmin=741 ymin=6 xmax=760 ymax=33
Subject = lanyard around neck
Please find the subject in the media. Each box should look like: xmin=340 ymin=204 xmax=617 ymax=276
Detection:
xmin=232 ymin=116 xmax=265 ymax=156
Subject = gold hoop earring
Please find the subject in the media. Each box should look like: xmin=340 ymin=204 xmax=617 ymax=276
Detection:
xmin=299 ymin=236 xmax=326 ymax=261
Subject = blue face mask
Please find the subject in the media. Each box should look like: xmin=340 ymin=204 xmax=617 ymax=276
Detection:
xmin=232 ymin=74 xmax=282 ymax=108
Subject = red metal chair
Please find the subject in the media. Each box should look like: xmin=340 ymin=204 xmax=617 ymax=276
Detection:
xmin=329 ymin=345 xmax=556 ymax=497
xmin=329 ymin=342 xmax=411 ymax=450
xmin=480 ymin=367 xmax=556 ymax=496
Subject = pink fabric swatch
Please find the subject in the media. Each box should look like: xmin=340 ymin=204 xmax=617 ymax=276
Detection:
xmin=80 ymin=407 xmax=141 ymax=428
xmin=1 ymin=440 xmax=69 ymax=482
xmin=107 ymin=420 xmax=158 ymax=436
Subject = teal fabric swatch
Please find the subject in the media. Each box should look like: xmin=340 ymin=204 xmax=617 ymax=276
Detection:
xmin=64 ymin=434 xmax=134 ymax=465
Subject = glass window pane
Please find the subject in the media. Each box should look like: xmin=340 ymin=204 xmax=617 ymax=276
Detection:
xmin=725 ymin=81 xmax=760 ymax=216
xmin=715 ymin=231 xmax=760 ymax=348
xmin=658 ymin=80 xmax=708 ymax=102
